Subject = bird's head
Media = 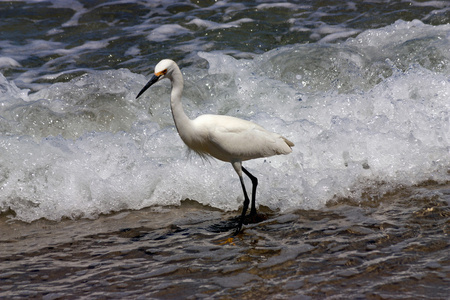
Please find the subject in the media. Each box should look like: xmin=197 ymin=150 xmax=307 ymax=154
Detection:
xmin=136 ymin=59 xmax=177 ymax=99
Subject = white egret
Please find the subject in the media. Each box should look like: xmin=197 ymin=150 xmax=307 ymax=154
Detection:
xmin=136 ymin=59 xmax=294 ymax=234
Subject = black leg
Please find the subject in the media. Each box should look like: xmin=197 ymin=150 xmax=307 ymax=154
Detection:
xmin=234 ymin=175 xmax=250 ymax=235
xmin=242 ymin=166 xmax=258 ymax=216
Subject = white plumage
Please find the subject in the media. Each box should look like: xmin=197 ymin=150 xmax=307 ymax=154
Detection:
xmin=136 ymin=59 xmax=293 ymax=234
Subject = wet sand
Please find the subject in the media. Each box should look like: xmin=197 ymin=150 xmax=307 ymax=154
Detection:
xmin=1 ymin=183 xmax=449 ymax=299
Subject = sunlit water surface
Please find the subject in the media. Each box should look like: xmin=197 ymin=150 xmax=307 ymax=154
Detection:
xmin=1 ymin=183 xmax=449 ymax=298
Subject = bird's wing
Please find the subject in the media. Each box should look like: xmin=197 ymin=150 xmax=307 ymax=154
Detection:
xmin=195 ymin=115 xmax=292 ymax=161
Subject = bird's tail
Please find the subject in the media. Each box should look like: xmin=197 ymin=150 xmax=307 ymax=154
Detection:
xmin=283 ymin=136 xmax=294 ymax=148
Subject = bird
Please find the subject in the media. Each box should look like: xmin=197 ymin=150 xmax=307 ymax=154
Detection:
xmin=136 ymin=59 xmax=294 ymax=235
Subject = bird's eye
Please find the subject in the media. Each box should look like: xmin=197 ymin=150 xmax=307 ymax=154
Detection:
xmin=156 ymin=69 xmax=167 ymax=77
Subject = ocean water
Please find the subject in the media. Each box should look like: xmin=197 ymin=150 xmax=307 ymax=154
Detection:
xmin=0 ymin=0 xmax=449 ymax=298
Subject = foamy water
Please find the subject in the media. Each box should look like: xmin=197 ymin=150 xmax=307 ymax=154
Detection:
xmin=0 ymin=19 xmax=449 ymax=222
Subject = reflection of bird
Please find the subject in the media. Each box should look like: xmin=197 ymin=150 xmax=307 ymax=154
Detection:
xmin=136 ymin=59 xmax=294 ymax=235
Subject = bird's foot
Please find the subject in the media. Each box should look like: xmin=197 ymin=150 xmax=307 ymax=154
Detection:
xmin=243 ymin=212 xmax=267 ymax=225
xmin=232 ymin=212 xmax=267 ymax=235
xmin=233 ymin=222 xmax=243 ymax=236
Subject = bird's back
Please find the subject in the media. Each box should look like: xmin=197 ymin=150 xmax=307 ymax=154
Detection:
xmin=186 ymin=114 xmax=293 ymax=162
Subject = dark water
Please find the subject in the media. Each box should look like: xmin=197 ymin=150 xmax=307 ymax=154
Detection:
xmin=1 ymin=0 xmax=449 ymax=90
xmin=0 ymin=0 xmax=449 ymax=299
xmin=1 ymin=183 xmax=449 ymax=299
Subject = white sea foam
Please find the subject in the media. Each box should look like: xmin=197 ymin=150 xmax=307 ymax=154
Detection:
xmin=187 ymin=18 xmax=252 ymax=30
xmin=0 ymin=57 xmax=21 ymax=69
xmin=410 ymin=0 xmax=448 ymax=8
xmin=318 ymin=29 xmax=361 ymax=43
xmin=0 ymin=20 xmax=448 ymax=222
xmin=147 ymin=24 xmax=191 ymax=42
xmin=256 ymin=3 xmax=309 ymax=10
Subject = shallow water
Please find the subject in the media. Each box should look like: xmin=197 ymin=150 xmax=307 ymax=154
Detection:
xmin=0 ymin=0 xmax=449 ymax=298
xmin=1 ymin=183 xmax=449 ymax=299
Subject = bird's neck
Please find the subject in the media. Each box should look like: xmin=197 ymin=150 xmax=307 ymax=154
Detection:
xmin=169 ymin=70 xmax=192 ymax=139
